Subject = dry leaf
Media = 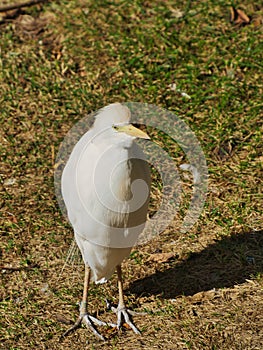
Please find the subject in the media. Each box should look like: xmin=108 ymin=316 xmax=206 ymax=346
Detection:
xmin=236 ymin=9 xmax=250 ymax=24
xmin=14 ymin=12 xmax=56 ymax=40
xmin=230 ymin=7 xmax=250 ymax=26
xmin=54 ymin=314 xmax=72 ymax=325
xmin=230 ymin=6 xmax=236 ymax=22
xmin=147 ymin=252 xmax=174 ymax=263
xmin=191 ymin=290 xmax=216 ymax=303
xmin=252 ymin=15 xmax=263 ymax=27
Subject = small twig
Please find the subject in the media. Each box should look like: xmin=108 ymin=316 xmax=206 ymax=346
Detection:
xmin=0 ymin=0 xmax=48 ymax=13
xmin=1 ymin=264 xmax=39 ymax=272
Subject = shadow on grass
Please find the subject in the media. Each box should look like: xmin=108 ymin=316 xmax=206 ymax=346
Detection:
xmin=128 ymin=230 xmax=263 ymax=299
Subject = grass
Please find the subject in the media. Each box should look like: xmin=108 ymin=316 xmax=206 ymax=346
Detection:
xmin=0 ymin=0 xmax=263 ymax=349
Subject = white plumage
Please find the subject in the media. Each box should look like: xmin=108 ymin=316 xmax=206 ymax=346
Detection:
xmin=61 ymin=103 xmax=151 ymax=339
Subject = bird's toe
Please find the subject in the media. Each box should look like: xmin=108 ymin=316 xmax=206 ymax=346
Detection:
xmin=61 ymin=313 xmax=115 ymax=341
xmin=115 ymin=306 xmax=142 ymax=335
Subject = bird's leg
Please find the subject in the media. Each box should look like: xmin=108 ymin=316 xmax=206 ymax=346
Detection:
xmin=62 ymin=265 xmax=115 ymax=341
xmin=79 ymin=262 xmax=90 ymax=316
xmin=108 ymin=265 xmax=145 ymax=335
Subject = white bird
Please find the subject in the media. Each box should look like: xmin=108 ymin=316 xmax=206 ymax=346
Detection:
xmin=61 ymin=103 xmax=151 ymax=340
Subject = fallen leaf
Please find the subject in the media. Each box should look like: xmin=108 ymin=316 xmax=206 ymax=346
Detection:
xmin=147 ymin=252 xmax=174 ymax=263
xmin=191 ymin=290 xmax=216 ymax=303
xmin=252 ymin=15 xmax=263 ymax=27
xmin=54 ymin=314 xmax=72 ymax=325
xmin=236 ymin=9 xmax=250 ymax=24
xmin=123 ymin=323 xmax=130 ymax=329
xmin=230 ymin=7 xmax=250 ymax=26
xmin=230 ymin=6 xmax=235 ymax=22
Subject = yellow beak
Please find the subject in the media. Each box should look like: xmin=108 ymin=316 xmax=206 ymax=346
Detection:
xmin=114 ymin=124 xmax=150 ymax=140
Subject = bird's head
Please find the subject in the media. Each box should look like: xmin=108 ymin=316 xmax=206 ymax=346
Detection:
xmin=93 ymin=103 xmax=150 ymax=145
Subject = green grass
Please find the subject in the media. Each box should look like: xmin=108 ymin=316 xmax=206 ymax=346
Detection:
xmin=1 ymin=0 xmax=263 ymax=349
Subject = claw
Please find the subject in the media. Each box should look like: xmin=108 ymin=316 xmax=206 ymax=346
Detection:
xmin=117 ymin=308 xmax=141 ymax=334
xmin=61 ymin=313 xmax=116 ymax=341
xmin=61 ymin=316 xmax=82 ymax=339
xmin=106 ymin=299 xmax=145 ymax=335
xmin=82 ymin=315 xmax=105 ymax=341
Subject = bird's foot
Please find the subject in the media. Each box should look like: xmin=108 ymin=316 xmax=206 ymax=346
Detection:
xmin=61 ymin=313 xmax=116 ymax=341
xmin=106 ymin=299 xmax=146 ymax=335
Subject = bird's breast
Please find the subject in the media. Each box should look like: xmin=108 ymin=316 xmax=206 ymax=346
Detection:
xmin=63 ymin=141 xmax=150 ymax=248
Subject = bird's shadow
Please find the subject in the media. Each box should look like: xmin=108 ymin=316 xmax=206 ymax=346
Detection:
xmin=128 ymin=230 xmax=263 ymax=299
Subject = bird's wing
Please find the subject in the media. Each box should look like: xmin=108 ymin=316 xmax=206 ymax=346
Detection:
xmin=62 ymin=132 xmax=150 ymax=248
xmin=61 ymin=128 xmax=97 ymax=226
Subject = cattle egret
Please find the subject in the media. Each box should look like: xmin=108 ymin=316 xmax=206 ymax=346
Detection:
xmin=61 ymin=103 xmax=151 ymax=340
